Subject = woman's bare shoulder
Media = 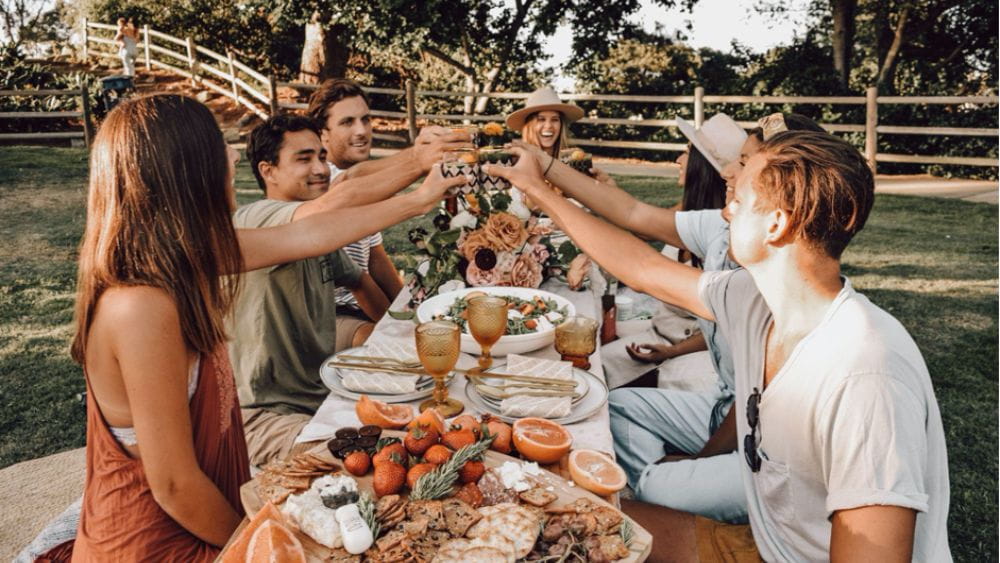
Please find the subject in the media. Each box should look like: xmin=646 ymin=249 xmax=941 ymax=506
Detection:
xmin=94 ymin=286 xmax=180 ymax=334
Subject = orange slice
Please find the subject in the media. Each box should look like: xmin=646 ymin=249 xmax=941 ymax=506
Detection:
xmin=356 ymin=395 xmax=414 ymax=429
xmin=568 ymin=449 xmax=627 ymax=496
xmin=245 ymin=519 xmax=306 ymax=563
xmin=220 ymin=502 xmax=284 ymax=563
xmin=407 ymin=407 xmax=447 ymax=434
xmin=512 ymin=417 xmax=573 ymax=464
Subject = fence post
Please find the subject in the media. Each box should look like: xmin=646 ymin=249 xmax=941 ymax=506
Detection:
xmin=268 ymin=74 xmax=279 ymax=116
xmin=80 ymin=76 xmax=93 ymax=148
xmin=82 ymin=17 xmax=89 ymax=63
xmin=865 ymin=86 xmax=878 ymax=172
xmin=185 ymin=36 xmax=199 ymax=86
xmin=694 ymin=86 xmax=705 ymax=128
xmin=143 ymin=25 xmax=151 ymax=71
xmin=226 ymin=49 xmax=239 ymax=102
xmin=405 ymin=79 xmax=417 ymax=144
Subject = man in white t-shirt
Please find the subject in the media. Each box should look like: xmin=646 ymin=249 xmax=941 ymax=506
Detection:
xmin=308 ymin=78 xmax=433 ymax=349
xmin=486 ymin=131 xmax=951 ymax=561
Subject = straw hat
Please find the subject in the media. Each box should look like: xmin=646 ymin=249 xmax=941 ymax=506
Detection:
xmin=506 ymin=86 xmax=585 ymax=132
xmin=675 ymin=113 xmax=747 ymax=173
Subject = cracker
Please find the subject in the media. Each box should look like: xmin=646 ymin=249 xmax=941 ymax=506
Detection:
xmin=518 ymin=487 xmax=557 ymax=507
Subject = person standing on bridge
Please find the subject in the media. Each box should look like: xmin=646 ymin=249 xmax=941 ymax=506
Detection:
xmin=114 ymin=17 xmax=138 ymax=77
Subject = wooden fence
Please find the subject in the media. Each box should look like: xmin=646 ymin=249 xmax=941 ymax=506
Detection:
xmin=79 ymin=20 xmax=999 ymax=171
xmin=0 ymin=82 xmax=93 ymax=147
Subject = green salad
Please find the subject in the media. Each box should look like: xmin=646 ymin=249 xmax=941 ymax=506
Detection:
xmin=434 ymin=293 xmax=568 ymax=336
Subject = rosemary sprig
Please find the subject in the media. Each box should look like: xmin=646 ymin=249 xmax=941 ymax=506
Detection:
xmin=409 ymin=434 xmax=495 ymax=500
xmin=619 ymin=518 xmax=634 ymax=547
xmin=357 ymin=491 xmax=381 ymax=539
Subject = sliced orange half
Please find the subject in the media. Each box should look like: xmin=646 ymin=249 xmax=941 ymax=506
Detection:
xmin=568 ymin=449 xmax=627 ymax=496
xmin=356 ymin=395 xmax=414 ymax=429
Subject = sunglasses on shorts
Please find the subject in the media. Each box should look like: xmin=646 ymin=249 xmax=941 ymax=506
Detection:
xmin=744 ymin=387 xmax=762 ymax=472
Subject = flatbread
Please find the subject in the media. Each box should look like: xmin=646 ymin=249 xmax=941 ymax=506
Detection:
xmin=466 ymin=503 xmax=540 ymax=559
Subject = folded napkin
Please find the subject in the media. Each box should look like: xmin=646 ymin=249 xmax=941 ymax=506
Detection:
xmin=339 ymin=340 xmax=419 ymax=394
xmin=498 ymin=354 xmax=574 ymax=418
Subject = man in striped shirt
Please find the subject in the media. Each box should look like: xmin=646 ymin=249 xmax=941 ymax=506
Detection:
xmin=308 ymin=78 xmax=466 ymax=349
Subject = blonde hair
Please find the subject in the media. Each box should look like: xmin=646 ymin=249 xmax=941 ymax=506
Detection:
xmin=71 ymin=95 xmax=243 ymax=362
xmin=521 ymin=111 xmax=572 ymax=158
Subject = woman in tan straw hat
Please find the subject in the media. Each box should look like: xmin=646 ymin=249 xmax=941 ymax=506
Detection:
xmin=506 ymin=86 xmax=585 ymax=159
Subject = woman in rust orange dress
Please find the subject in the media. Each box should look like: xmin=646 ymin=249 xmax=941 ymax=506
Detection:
xmin=46 ymin=94 xmax=463 ymax=561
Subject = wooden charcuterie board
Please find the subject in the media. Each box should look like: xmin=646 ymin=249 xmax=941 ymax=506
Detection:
xmin=234 ymin=432 xmax=651 ymax=562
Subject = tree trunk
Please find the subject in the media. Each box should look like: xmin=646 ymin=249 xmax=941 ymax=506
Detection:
xmin=299 ymin=12 xmax=350 ymax=84
xmin=877 ymin=5 xmax=910 ymax=93
xmin=831 ymin=0 xmax=858 ymax=90
xmin=474 ymin=67 xmax=501 ymax=114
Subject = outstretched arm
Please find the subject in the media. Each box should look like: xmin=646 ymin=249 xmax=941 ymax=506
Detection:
xmin=294 ymin=129 xmax=474 ymax=219
xmin=513 ymin=141 xmax=688 ymax=249
xmin=237 ymin=166 xmax=468 ymax=272
xmin=334 ymin=126 xmax=472 ymax=182
xmin=485 ymin=150 xmax=712 ymax=321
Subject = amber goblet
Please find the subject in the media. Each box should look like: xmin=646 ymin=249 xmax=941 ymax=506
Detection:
xmin=467 ymin=295 xmax=508 ymax=370
xmin=416 ymin=320 xmax=463 ymax=417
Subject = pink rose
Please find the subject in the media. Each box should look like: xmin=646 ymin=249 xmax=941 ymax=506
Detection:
xmin=510 ymin=254 xmax=543 ymax=288
xmin=529 ymin=243 xmax=550 ymax=265
xmin=465 ymin=262 xmax=504 ymax=286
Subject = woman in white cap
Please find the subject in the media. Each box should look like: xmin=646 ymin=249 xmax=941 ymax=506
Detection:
xmin=506 ymin=86 xmax=584 ymax=159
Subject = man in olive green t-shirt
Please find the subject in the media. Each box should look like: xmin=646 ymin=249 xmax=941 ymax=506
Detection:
xmin=231 ymin=114 xmax=471 ymax=466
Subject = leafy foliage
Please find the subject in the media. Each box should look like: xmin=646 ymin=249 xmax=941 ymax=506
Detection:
xmin=0 ymin=42 xmax=95 ymax=134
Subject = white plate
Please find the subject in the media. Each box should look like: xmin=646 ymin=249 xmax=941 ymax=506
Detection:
xmin=463 ymin=368 xmax=608 ymax=425
xmin=416 ymin=286 xmax=576 ymax=357
xmin=319 ymin=346 xmax=461 ymax=403
xmin=474 ymin=365 xmax=590 ymax=408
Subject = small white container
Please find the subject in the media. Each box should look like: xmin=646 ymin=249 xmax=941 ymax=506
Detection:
xmin=614 ymin=295 xmax=634 ymax=321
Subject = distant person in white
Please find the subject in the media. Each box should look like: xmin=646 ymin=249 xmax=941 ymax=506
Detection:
xmin=485 ymin=130 xmax=950 ymax=561
xmin=114 ymin=17 xmax=137 ymax=77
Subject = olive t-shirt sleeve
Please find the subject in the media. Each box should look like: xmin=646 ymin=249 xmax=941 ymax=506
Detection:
xmin=331 ymin=249 xmax=363 ymax=288
xmin=233 ymin=199 xmax=302 ymax=229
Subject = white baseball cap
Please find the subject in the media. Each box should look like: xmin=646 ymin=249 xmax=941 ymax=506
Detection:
xmin=675 ymin=113 xmax=747 ymax=173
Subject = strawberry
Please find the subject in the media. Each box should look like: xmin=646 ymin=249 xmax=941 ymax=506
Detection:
xmin=404 ymin=424 xmax=439 ymax=456
xmin=373 ymin=442 xmax=409 ymax=467
xmin=451 ymin=414 xmax=481 ymax=438
xmin=423 ymin=444 xmax=453 ymax=465
xmin=482 ymin=414 xmax=513 ymax=454
xmin=458 ymin=460 xmax=486 ymax=484
xmin=406 ymin=462 xmax=438 ymax=490
xmin=344 ymin=450 xmax=371 ymax=476
xmin=373 ymin=461 xmax=407 ymax=497
xmin=441 ymin=427 xmax=477 ymax=451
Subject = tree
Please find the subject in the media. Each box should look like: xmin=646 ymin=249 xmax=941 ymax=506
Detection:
xmin=2 ymin=0 xmax=65 ymax=48
xmin=324 ymin=0 xmax=699 ymax=114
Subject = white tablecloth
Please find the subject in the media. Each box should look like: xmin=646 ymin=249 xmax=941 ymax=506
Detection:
xmin=298 ymin=277 xmax=615 ymax=456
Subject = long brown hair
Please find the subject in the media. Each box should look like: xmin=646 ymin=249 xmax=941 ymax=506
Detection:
xmin=71 ymin=94 xmax=243 ymax=362
xmin=521 ymin=111 xmax=571 ymax=157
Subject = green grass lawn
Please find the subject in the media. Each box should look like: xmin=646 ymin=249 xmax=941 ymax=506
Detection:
xmin=1 ymin=146 xmax=997 ymax=559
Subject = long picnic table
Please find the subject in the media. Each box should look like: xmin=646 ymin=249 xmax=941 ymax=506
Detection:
xmin=295 ymin=277 xmax=615 ymax=459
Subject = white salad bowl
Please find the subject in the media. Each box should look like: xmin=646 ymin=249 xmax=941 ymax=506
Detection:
xmin=416 ymin=286 xmax=576 ymax=356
